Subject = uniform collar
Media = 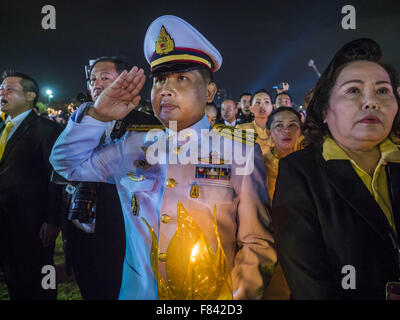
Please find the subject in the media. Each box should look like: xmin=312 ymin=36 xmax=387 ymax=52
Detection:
xmin=165 ymin=114 xmax=210 ymax=143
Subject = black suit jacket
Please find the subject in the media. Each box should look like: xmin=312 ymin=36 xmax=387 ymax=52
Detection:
xmin=0 ymin=110 xmax=63 ymax=233
xmin=271 ymin=145 xmax=400 ymax=300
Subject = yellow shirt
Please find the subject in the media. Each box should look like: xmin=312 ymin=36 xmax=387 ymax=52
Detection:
xmin=237 ymin=120 xmax=272 ymax=155
xmin=263 ymin=147 xmax=280 ymax=201
xmin=263 ymin=136 xmax=304 ymax=202
xmin=295 ymin=135 xmax=304 ymax=151
xmin=322 ymin=137 xmax=400 ymax=231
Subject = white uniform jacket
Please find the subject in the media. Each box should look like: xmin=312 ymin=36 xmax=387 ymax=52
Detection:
xmin=50 ymin=105 xmax=276 ymax=300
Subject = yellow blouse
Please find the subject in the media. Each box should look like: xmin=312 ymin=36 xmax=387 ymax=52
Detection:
xmin=237 ymin=120 xmax=272 ymax=155
xmin=263 ymin=147 xmax=280 ymax=202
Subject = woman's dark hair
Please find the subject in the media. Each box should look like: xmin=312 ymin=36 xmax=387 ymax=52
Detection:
xmin=266 ymin=106 xmax=302 ymax=131
xmin=250 ymin=89 xmax=272 ymax=106
xmin=303 ymin=38 xmax=400 ymax=147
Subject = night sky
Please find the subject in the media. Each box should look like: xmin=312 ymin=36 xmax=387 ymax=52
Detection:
xmin=1 ymin=0 xmax=399 ymax=106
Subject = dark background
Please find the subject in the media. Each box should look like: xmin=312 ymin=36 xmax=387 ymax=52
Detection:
xmin=0 ymin=0 xmax=399 ymax=106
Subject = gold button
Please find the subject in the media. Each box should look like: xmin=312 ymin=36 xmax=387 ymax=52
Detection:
xmin=133 ymin=159 xmax=151 ymax=170
xmin=166 ymin=178 xmax=177 ymax=188
xmin=131 ymin=194 xmax=139 ymax=216
xmin=158 ymin=253 xmax=167 ymax=262
xmin=173 ymin=146 xmax=182 ymax=154
xmin=161 ymin=214 xmax=171 ymax=224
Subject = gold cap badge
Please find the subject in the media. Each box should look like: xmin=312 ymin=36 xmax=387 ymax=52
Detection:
xmin=156 ymin=26 xmax=175 ymax=55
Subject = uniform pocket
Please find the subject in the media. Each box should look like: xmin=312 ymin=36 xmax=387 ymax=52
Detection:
xmin=194 ymin=181 xmax=235 ymax=205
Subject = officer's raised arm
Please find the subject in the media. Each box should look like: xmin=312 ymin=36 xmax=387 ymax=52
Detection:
xmin=50 ymin=66 xmax=146 ymax=182
xmin=50 ymin=109 xmax=117 ymax=182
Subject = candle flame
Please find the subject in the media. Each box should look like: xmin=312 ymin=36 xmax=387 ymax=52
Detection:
xmin=190 ymin=242 xmax=200 ymax=262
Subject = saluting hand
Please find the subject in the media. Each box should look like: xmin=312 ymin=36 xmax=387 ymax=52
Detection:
xmin=88 ymin=66 xmax=146 ymax=122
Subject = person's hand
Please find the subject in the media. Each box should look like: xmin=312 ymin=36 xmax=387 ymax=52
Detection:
xmin=88 ymin=66 xmax=146 ymax=122
xmin=276 ymin=82 xmax=290 ymax=94
xmin=233 ymin=287 xmax=262 ymax=300
xmin=39 ymin=222 xmax=60 ymax=247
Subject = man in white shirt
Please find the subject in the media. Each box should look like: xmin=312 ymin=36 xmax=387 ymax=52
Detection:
xmin=50 ymin=15 xmax=275 ymax=300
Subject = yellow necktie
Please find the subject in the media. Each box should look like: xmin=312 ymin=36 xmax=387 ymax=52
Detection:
xmin=0 ymin=121 xmax=14 ymax=160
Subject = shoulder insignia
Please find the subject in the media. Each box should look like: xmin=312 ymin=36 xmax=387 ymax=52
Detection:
xmin=212 ymin=124 xmax=257 ymax=145
xmin=126 ymin=124 xmax=166 ymax=132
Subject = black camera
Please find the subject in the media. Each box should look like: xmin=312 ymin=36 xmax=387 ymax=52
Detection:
xmin=68 ymin=182 xmax=98 ymax=223
xmin=76 ymin=92 xmax=92 ymax=103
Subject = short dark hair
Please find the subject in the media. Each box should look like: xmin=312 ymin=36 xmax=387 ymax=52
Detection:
xmin=303 ymin=38 xmax=400 ymax=147
xmin=250 ymin=89 xmax=272 ymax=106
xmin=274 ymin=91 xmax=292 ymax=104
xmin=266 ymin=106 xmax=302 ymax=130
xmin=221 ymin=98 xmax=236 ymax=106
xmin=89 ymin=56 xmax=131 ymax=75
xmin=197 ymin=66 xmax=212 ymax=84
xmin=239 ymin=92 xmax=252 ymax=100
xmin=2 ymin=70 xmax=40 ymax=107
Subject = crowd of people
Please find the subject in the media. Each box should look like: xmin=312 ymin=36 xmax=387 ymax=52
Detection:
xmin=1 ymin=14 xmax=400 ymax=301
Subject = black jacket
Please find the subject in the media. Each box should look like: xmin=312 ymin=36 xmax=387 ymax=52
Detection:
xmin=236 ymin=112 xmax=253 ymax=125
xmin=271 ymin=145 xmax=400 ymax=300
xmin=0 ymin=110 xmax=63 ymax=228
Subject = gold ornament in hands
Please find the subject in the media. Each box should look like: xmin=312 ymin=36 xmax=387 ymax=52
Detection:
xmin=142 ymin=202 xmax=232 ymax=300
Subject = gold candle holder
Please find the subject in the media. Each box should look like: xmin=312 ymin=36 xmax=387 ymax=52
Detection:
xmin=143 ymin=202 xmax=233 ymax=300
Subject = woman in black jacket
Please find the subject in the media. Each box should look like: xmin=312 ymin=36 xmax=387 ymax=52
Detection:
xmin=272 ymin=38 xmax=400 ymax=299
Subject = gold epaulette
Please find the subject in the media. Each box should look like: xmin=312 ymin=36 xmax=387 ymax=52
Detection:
xmin=0 ymin=111 xmax=5 ymax=121
xmin=126 ymin=124 xmax=166 ymax=132
xmin=212 ymin=124 xmax=257 ymax=145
